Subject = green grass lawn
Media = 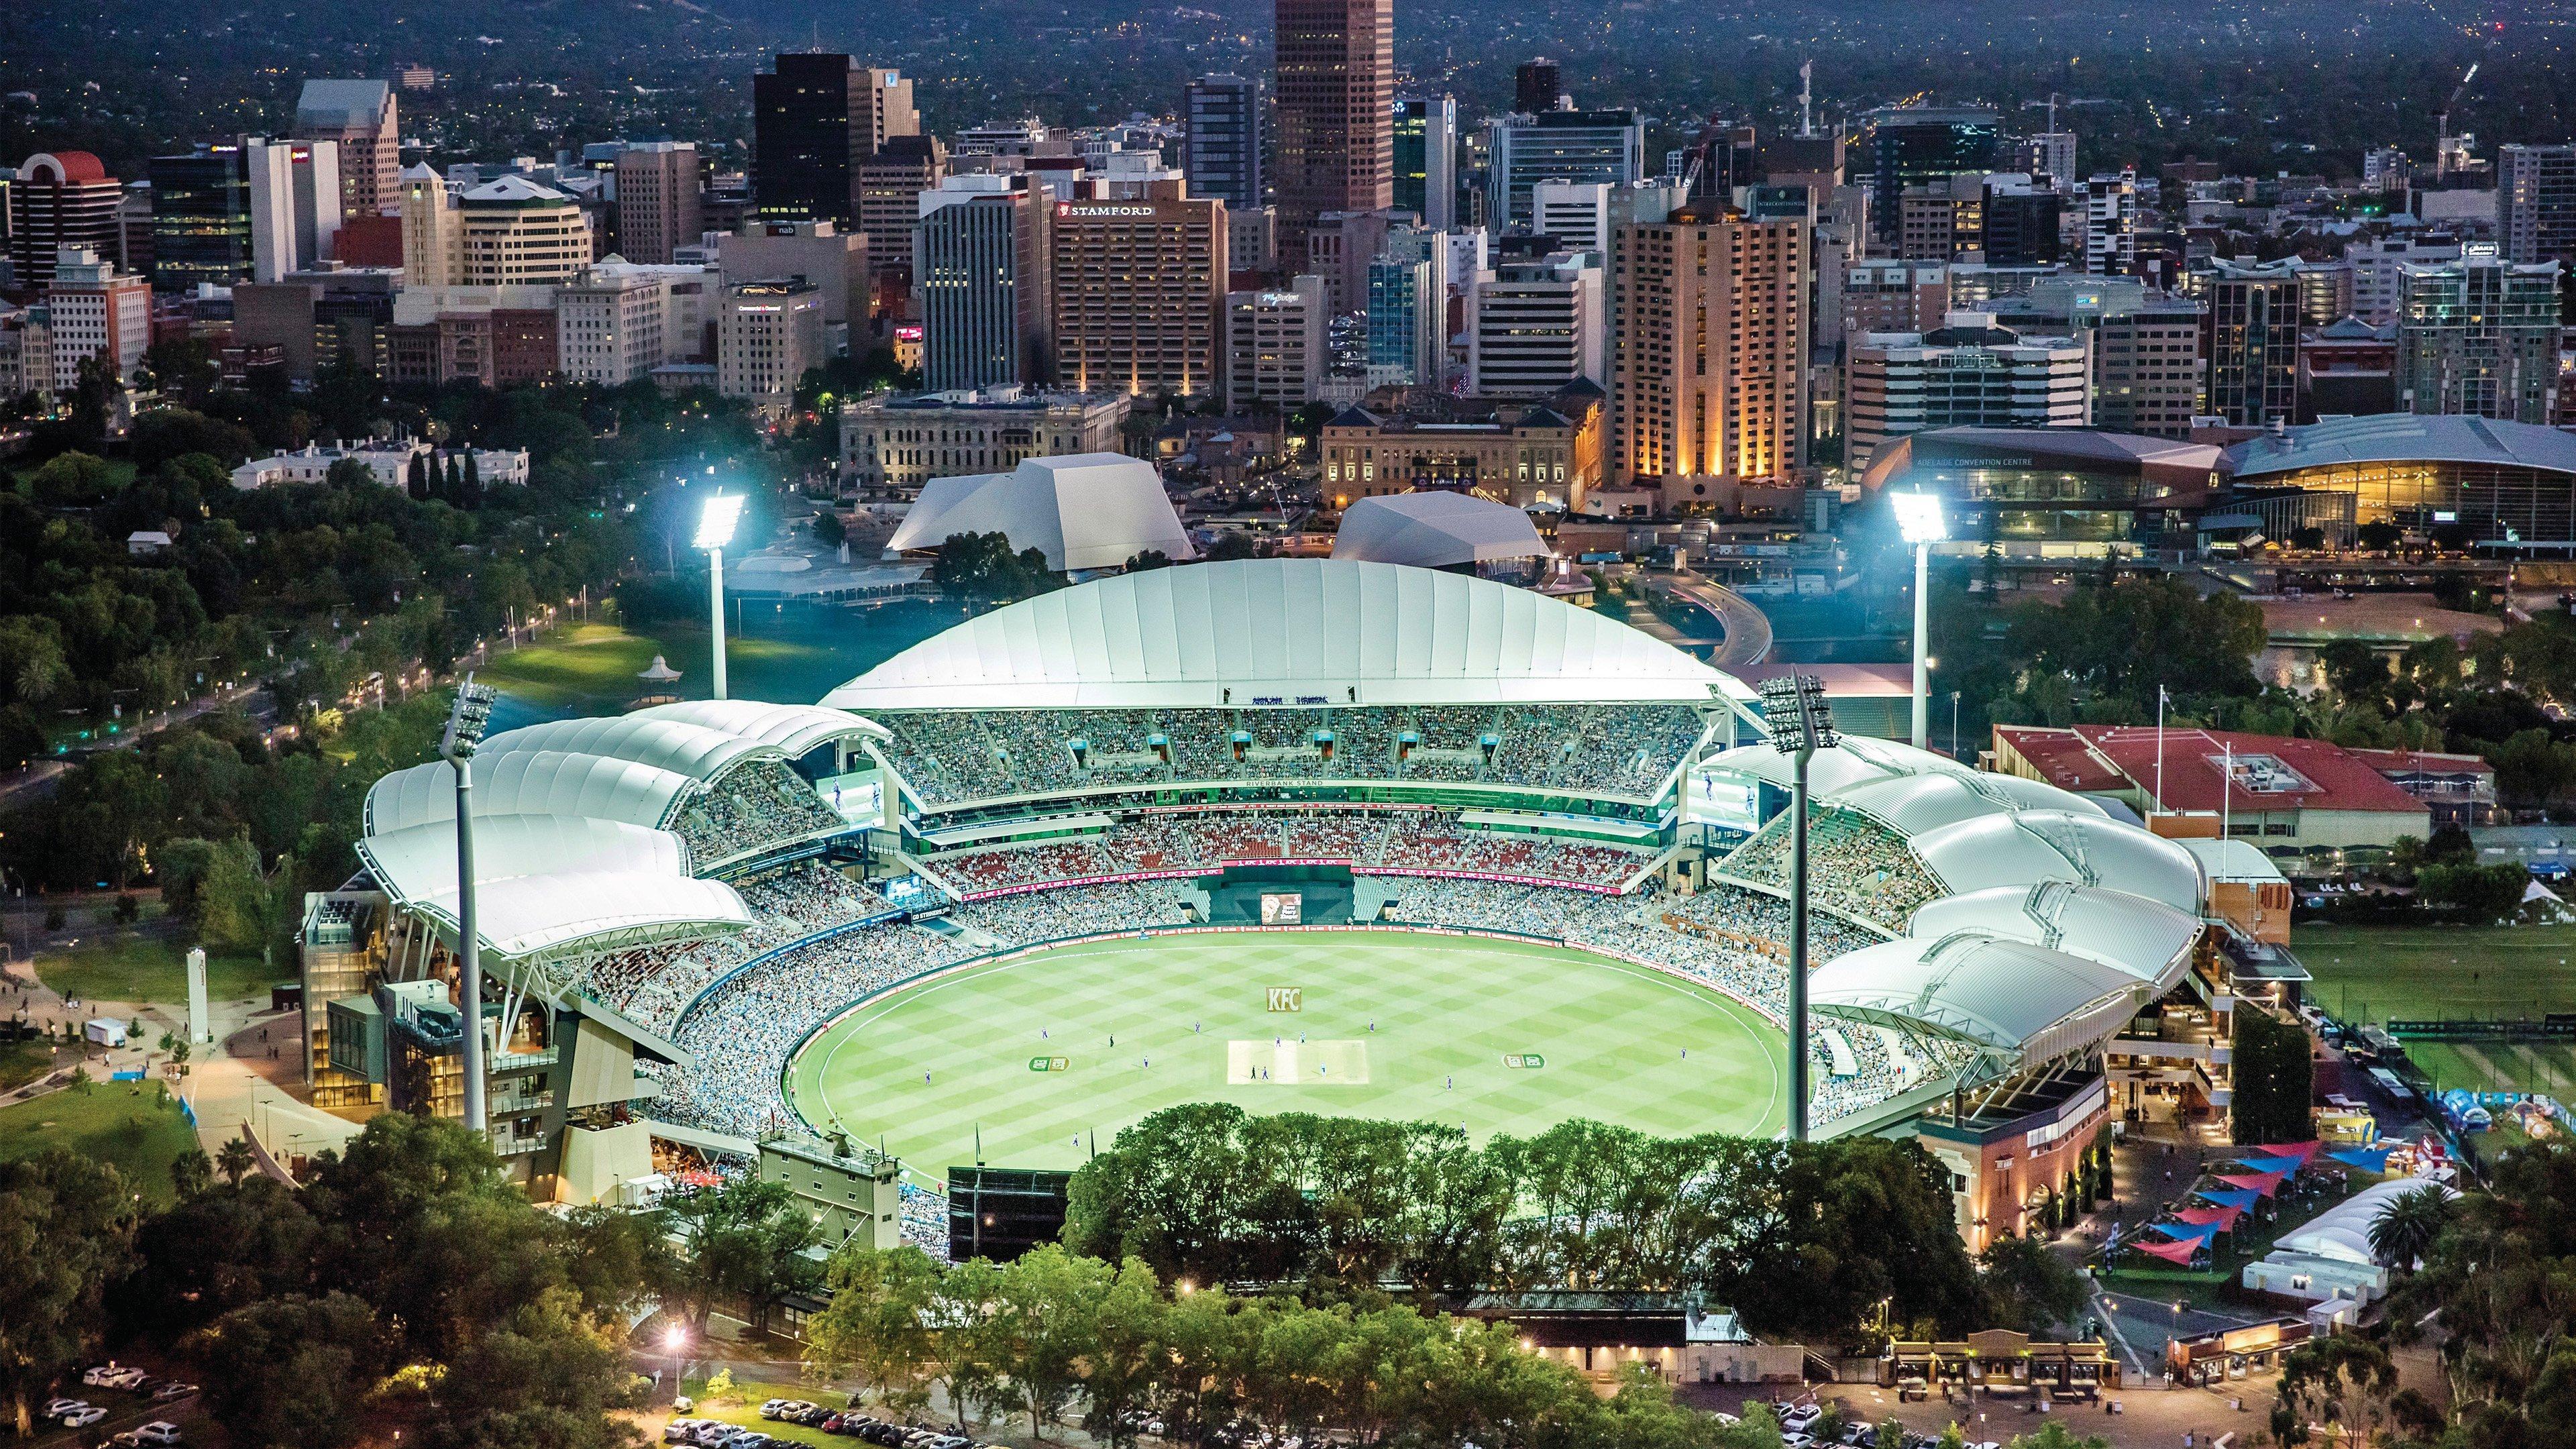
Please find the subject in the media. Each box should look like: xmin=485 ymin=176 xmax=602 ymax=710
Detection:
xmin=678 ymin=1378 xmax=867 ymax=1447
xmin=0 ymin=1038 xmax=59 ymax=1091
xmin=33 ymin=933 xmax=278 ymax=1008
xmin=0 ymin=1083 xmax=199 ymax=1203
xmin=789 ymin=930 xmax=1786 ymax=1183
xmin=474 ymin=621 xmax=849 ymax=714
xmin=2298 ymin=922 xmax=2576 ymax=1094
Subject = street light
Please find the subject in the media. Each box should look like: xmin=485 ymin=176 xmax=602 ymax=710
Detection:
xmin=439 ymin=676 xmax=498 ymax=1134
xmin=1890 ymin=490 xmax=1947 ymax=751
xmin=1759 ymin=672 xmax=1838 ymax=1144
xmin=696 ymin=493 xmax=745 ymax=700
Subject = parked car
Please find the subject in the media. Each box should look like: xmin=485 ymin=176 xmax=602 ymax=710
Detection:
xmin=665 ymin=1419 xmax=710 ymax=1444
xmin=133 ymin=1424 xmax=183 ymax=1446
xmin=59 ymin=1407 xmax=108 ymax=1429
xmin=148 ymin=1383 xmax=198 ymax=1402
xmin=42 ymin=1399 xmax=89 ymax=1419
xmin=758 ymin=1401 xmax=792 ymax=1421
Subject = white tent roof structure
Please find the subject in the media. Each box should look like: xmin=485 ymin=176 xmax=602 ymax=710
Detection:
xmin=887 ymin=453 xmax=1195 ymax=572
xmin=1330 ymin=492 xmax=1549 ymax=568
xmin=1912 ymin=809 xmax=2206 ymax=914
xmin=1909 ymin=882 xmax=2202 ymax=994
xmin=475 ymin=716 xmax=777 ymax=783
xmin=2272 ymin=1179 xmax=2459 ymax=1267
xmin=1832 ymin=771 xmax=2103 ymax=839
xmin=629 ymin=700 xmax=886 ymax=755
xmin=1811 ymin=934 xmax=2151 ymax=1070
xmin=365 ymin=751 xmax=697 ymax=835
xmin=822 ymin=557 xmax=1743 ymax=711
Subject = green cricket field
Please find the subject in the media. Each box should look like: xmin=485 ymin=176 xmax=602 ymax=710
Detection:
xmin=784 ymin=930 xmax=1787 ymax=1181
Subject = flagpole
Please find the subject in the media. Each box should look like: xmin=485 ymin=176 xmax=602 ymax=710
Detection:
xmin=2221 ymin=741 xmax=2233 ymax=847
xmin=2154 ymin=687 xmax=2167 ymax=817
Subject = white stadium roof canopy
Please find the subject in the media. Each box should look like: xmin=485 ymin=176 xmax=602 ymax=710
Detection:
xmin=1330 ymin=491 xmax=1549 ymax=568
xmin=627 ymin=700 xmax=886 ymax=753
xmin=359 ymin=816 xmax=692 ymax=902
xmin=1908 ymin=881 xmax=2202 ymax=994
xmin=400 ymin=871 xmax=752 ymax=965
xmin=886 ymin=453 xmax=1196 ymax=572
xmin=475 ymin=715 xmax=780 ymax=783
xmin=1811 ymin=933 xmax=2151 ymax=1070
xmin=1699 ymin=735 xmax=2103 ymax=813
xmin=1831 ymin=770 xmax=2104 ymax=839
xmin=822 ymin=557 xmax=1748 ymax=711
xmin=365 ymin=750 xmax=697 ymax=835
xmin=1911 ymin=809 xmax=2206 ymax=914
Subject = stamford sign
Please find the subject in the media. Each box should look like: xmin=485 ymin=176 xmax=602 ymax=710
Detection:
xmin=1057 ymin=203 xmax=1161 ymax=217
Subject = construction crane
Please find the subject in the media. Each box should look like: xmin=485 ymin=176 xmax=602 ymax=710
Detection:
xmin=2436 ymin=62 xmax=2479 ymax=178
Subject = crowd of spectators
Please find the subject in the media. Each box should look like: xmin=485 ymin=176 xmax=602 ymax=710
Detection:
xmin=869 ymin=704 xmax=1711 ymax=805
xmin=921 ymin=810 xmax=1652 ymax=896
xmin=673 ymin=759 xmax=845 ymax=864
xmin=1717 ymin=806 xmax=1943 ymax=933
xmin=580 ymin=862 xmax=888 ymax=1032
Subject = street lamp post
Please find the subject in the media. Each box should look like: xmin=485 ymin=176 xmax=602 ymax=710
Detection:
xmin=1890 ymin=490 xmax=1949 ymax=751
xmin=1760 ymin=673 xmax=1839 ymax=1144
xmin=439 ymin=677 xmax=498 ymax=1134
xmin=696 ymin=494 xmax=745 ymax=701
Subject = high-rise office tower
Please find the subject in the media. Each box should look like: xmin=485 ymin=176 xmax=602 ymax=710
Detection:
xmin=616 ymin=142 xmax=702 ymax=264
xmin=1530 ymin=180 xmax=1611 ymax=252
xmin=1865 ymin=105 xmax=1998 ymax=242
xmin=1845 ymin=317 xmax=2088 ymax=466
xmin=1273 ymin=0 xmax=1393 ymax=264
xmin=914 ymin=175 xmax=1051 ymax=392
xmin=2205 ymin=260 xmax=2303 ymax=427
xmin=245 ymin=138 xmax=341 ymax=282
xmin=148 ymin=144 xmax=256 ymax=292
xmin=753 ymin=55 xmax=920 ymax=227
xmin=1469 ymin=250 xmax=1604 ymax=398
xmin=2083 ymin=170 xmax=2138 ymax=276
xmin=7 ymin=152 xmax=124 ymax=287
xmin=1393 ymin=95 xmax=1458 ymax=228
xmin=1364 ymin=224 xmax=1446 ymax=388
xmin=398 ymin=164 xmax=460 ymax=286
xmin=1980 ymin=177 xmax=2061 ymax=266
xmin=2498 ymin=144 xmax=2576 ymax=267
xmin=1049 ymin=181 xmax=1228 ymax=397
xmin=857 ymin=135 xmax=949 ymax=276
xmin=1513 ymin=58 xmax=1563 ymax=115
xmin=2398 ymin=246 xmax=2561 ymax=424
xmin=293 ymin=80 xmax=398 ymax=217
xmin=455 ymin=176 xmax=592 ymax=286
xmin=2023 ymin=132 xmax=2076 ymax=184
xmin=1609 ymin=199 xmax=1810 ymax=494
xmin=1487 ymin=109 xmax=1644 ymax=228
xmin=1225 ymin=276 xmax=1328 ymax=411
xmin=46 ymin=249 xmax=151 ymax=383
xmin=1183 ymin=76 xmax=1263 ymax=211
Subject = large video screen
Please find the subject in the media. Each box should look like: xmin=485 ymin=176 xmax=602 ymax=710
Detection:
xmin=1259 ymin=892 xmax=1303 ymax=925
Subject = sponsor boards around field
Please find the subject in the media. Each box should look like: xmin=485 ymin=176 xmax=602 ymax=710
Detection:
xmin=1028 ymin=1055 xmax=1072 ymax=1072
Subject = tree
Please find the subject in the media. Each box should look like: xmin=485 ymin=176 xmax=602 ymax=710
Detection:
xmin=2357 ymin=520 xmax=2404 ymax=552
xmin=994 ymin=1246 xmax=1109 ymax=1440
xmin=1125 ymin=549 xmax=1173 ymax=572
xmin=409 ymin=452 xmax=432 ymax=502
xmin=660 ymin=1177 xmax=821 ymax=1335
xmin=417 ymin=1287 xmax=643 ymax=1449
xmin=929 ymin=531 xmax=1062 ymax=602
xmin=2271 ymin=1334 xmax=2400 ymax=1446
xmin=217 ymin=1134 xmax=259 ymax=1186
xmin=26 ymin=450 xmax=118 ymax=506
xmin=2417 ymin=861 xmax=2532 ymax=920
xmin=0 ymin=1152 xmax=140 ymax=1436
xmin=459 ymin=449 xmax=484 ymax=511
xmin=805 ymin=1246 xmax=941 ymax=1419
xmin=1978 ymin=1233 xmax=2088 ymax=1334
xmin=189 ymin=1291 xmax=384 ymax=1449
xmin=2367 ymin=1185 xmax=2453 ymax=1270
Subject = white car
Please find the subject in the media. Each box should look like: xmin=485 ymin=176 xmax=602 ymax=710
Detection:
xmin=135 ymin=1424 xmax=184 ymax=1446
xmin=41 ymin=1399 xmax=88 ymax=1419
xmin=102 ymin=1368 xmax=149 ymax=1391
xmin=59 ymin=1406 xmax=107 ymax=1428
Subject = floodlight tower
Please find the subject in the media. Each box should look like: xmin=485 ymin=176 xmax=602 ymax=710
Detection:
xmin=697 ymin=493 xmax=745 ymax=700
xmin=438 ymin=675 xmax=499 ymax=1134
xmin=1759 ymin=673 xmax=1838 ymax=1144
xmin=1890 ymin=490 xmax=1947 ymax=752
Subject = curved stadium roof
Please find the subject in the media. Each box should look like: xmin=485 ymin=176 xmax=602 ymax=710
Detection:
xmin=822 ymin=558 xmax=1743 ymax=711
xmin=1811 ymin=934 xmax=2151 ymax=1069
xmin=1330 ymin=492 xmax=1550 ymax=568
xmin=1908 ymin=881 xmax=2201 ymax=994
xmin=1701 ymin=737 xmax=2106 ymax=822
xmin=1911 ymin=809 xmax=2206 ymax=914
xmin=365 ymin=751 xmax=698 ymax=835
xmin=2225 ymin=415 xmax=2576 ymax=480
xmin=475 ymin=716 xmax=780 ymax=783
xmin=629 ymin=700 xmax=886 ymax=755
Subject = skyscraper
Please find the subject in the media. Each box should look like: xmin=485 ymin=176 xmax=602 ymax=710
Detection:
xmin=1049 ymin=182 xmax=1228 ymax=397
xmin=1866 ymin=105 xmax=1998 ymax=243
xmin=2083 ymin=170 xmax=2139 ymax=276
xmin=2498 ymin=144 xmax=2576 ymax=268
xmin=1273 ymin=0 xmax=1392 ymax=265
xmin=914 ymin=175 xmax=1050 ymax=393
xmin=753 ymin=55 xmax=919 ymax=228
xmin=1486 ymin=109 xmax=1645 ymax=229
xmin=1469 ymin=250 xmax=1604 ymax=398
xmin=245 ymin=138 xmax=341 ymax=282
xmin=857 ymin=135 xmax=950 ymax=277
xmin=1183 ymin=76 xmax=1263 ymax=212
xmin=2398 ymin=247 xmax=2561 ymax=424
xmin=1609 ymin=200 xmax=1810 ymax=496
xmin=294 ymin=80 xmax=398 ymax=217
xmin=2205 ymin=260 xmax=2303 ymax=427
xmin=1392 ymin=95 xmax=1457 ymax=228
xmin=7 ymin=152 xmax=124 ymax=287
xmin=616 ymin=142 xmax=703 ymax=264
xmin=148 ymin=144 xmax=256 ymax=292
xmin=1364 ymin=224 xmax=1445 ymax=388
xmin=1513 ymin=58 xmax=1563 ymax=115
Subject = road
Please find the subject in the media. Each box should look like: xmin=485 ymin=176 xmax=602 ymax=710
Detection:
xmin=0 ymin=680 xmax=269 ymax=805
xmin=1663 ymin=574 xmax=1776 ymax=669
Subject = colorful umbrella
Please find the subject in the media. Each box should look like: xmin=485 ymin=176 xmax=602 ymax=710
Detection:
xmin=2150 ymin=1219 xmax=2224 ymax=1243
xmin=2329 ymin=1145 xmax=2397 ymax=1171
xmin=2252 ymin=1140 xmax=2324 ymax=1164
xmin=2171 ymin=1205 xmax=2242 ymax=1228
xmin=2194 ymin=1187 xmax=2263 ymax=1211
xmin=2132 ymin=1236 xmax=2205 ymax=1264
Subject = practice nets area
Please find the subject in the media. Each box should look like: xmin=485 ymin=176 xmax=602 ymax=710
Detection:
xmin=784 ymin=930 xmax=1787 ymax=1178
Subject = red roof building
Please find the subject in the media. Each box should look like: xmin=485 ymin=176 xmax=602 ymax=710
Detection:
xmin=1991 ymin=724 xmax=2439 ymax=850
